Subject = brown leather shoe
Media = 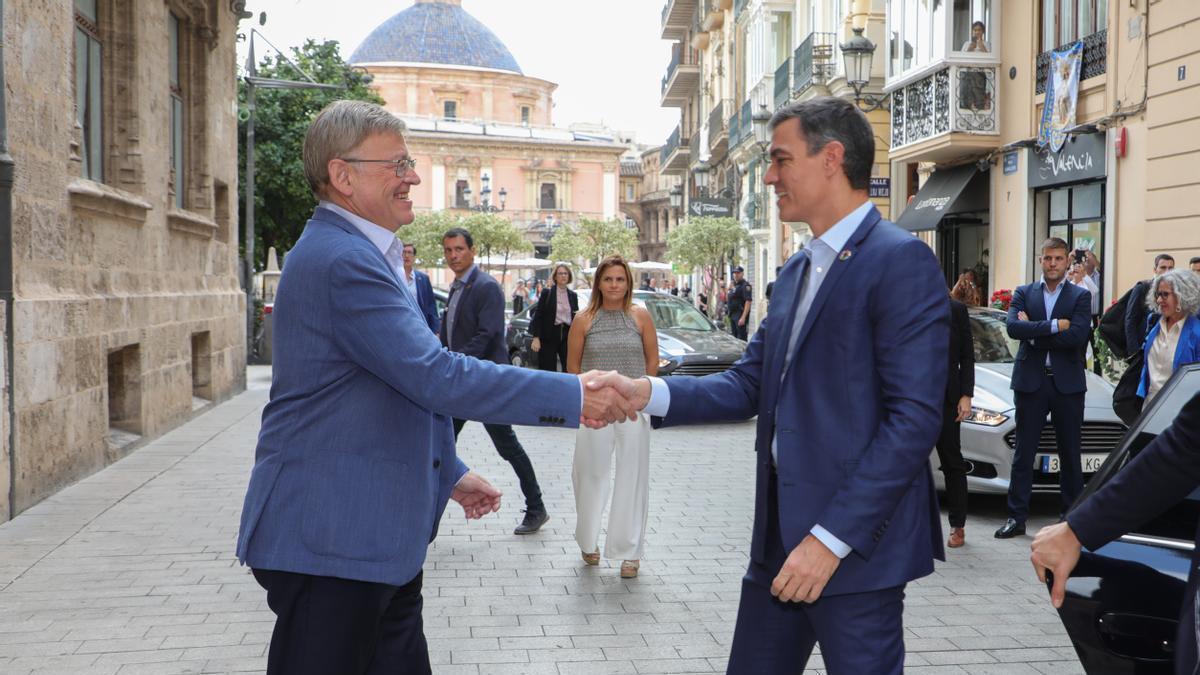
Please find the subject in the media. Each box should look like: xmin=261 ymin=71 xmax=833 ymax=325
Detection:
xmin=947 ymin=527 xmax=965 ymax=548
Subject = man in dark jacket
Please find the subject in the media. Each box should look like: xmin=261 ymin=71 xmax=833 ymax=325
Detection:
xmin=1113 ymin=253 xmax=1175 ymax=424
xmin=1032 ymin=391 xmax=1200 ymax=675
xmin=937 ymin=298 xmax=974 ymax=548
xmin=441 ymin=228 xmax=550 ymax=535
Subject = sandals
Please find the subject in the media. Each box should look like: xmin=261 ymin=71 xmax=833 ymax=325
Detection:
xmin=620 ymin=560 xmax=640 ymax=579
xmin=581 ymin=550 xmax=600 ymax=566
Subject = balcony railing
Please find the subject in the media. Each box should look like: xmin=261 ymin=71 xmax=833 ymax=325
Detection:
xmin=793 ymin=32 xmax=837 ymax=96
xmin=660 ymin=125 xmax=690 ymax=171
xmin=890 ymin=63 xmax=999 ymax=150
xmin=729 ymin=109 xmax=742 ymax=147
xmin=708 ymin=99 xmax=731 ymax=153
xmin=689 ymin=131 xmax=703 ymax=162
xmin=774 ymin=58 xmax=792 ymax=110
xmin=662 ymin=126 xmax=681 ymax=165
xmin=661 ymin=0 xmax=698 ymax=40
xmin=739 ymin=99 xmax=752 ymax=143
xmin=1036 ymin=30 xmax=1107 ymax=95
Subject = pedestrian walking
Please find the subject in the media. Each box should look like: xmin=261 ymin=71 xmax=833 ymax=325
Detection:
xmin=1137 ymin=268 xmax=1200 ymax=405
xmin=512 ymin=279 xmax=527 ymax=315
xmin=940 ymin=290 xmax=975 ymax=548
xmin=567 ymin=255 xmax=658 ymax=579
xmin=531 ymin=264 xmax=578 ymax=372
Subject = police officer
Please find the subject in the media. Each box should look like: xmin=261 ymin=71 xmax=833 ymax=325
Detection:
xmin=727 ymin=265 xmax=752 ymax=340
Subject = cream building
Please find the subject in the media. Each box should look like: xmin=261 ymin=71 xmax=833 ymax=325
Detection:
xmin=350 ymin=0 xmax=628 ymax=274
xmin=0 ymin=1 xmax=247 ymax=520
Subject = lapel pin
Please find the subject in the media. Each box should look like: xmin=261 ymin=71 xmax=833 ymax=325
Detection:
xmin=838 ymin=250 xmax=853 ymax=262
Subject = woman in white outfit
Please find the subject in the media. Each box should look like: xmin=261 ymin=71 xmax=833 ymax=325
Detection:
xmin=566 ymin=255 xmax=658 ymax=578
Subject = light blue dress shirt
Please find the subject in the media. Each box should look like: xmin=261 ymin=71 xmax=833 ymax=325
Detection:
xmin=644 ymin=200 xmax=875 ymax=560
xmin=319 ymin=201 xmax=411 ymax=301
xmin=1038 ymin=277 xmax=1063 ymax=367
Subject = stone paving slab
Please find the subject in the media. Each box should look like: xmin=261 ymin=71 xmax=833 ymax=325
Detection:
xmin=0 ymin=366 xmax=1084 ymax=674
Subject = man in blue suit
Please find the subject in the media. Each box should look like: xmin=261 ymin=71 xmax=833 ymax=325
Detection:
xmin=590 ymin=97 xmax=948 ymax=673
xmin=235 ymin=100 xmax=635 ymax=675
xmin=1031 ymin=391 xmax=1200 ymax=674
xmin=996 ymin=238 xmax=1092 ymax=538
xmin=401 ymin=242 xmax=440 ymax=334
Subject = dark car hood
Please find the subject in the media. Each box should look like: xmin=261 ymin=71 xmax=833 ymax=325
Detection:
xmin=658 ymin=327 xmax=745 ymax=357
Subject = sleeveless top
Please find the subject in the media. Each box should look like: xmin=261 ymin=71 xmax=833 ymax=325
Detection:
xmin=580 ymin=308 xmax=647 ymax=378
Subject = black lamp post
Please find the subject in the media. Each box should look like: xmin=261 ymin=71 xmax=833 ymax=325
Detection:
xmin=693 ymin=160 xmax=711 ymax=198
xmin=462 ymin=174 xmax=507 ymax=212
xmin=840 ymin=27 xmax=889 ymax=112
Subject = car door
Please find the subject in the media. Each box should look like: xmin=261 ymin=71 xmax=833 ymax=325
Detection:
xmin=1057 ymin=364 xmax=1200 ymax=674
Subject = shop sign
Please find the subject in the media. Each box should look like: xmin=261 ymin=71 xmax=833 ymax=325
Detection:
xmin=1028 ymin=132 xmax=1106 ymax=188
xmin=869 ymin=177 xmax=890 ymax=198
xmin=688 ymin=198 xmax=734 ymax=218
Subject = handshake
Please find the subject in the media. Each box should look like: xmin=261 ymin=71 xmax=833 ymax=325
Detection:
xmin=577 ymin=371 xmax=653 ymax=429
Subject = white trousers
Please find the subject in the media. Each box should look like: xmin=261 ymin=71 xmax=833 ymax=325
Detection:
xmin=572 ymin=414 xmax=651 ymax=561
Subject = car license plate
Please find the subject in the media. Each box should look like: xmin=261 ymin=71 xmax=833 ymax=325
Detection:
xmin=1035 ymin=453 xmax=1107 ymax=473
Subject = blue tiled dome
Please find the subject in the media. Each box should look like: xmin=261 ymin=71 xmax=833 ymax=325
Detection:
xmin=350 ymin=0 xmax=522 ymax=75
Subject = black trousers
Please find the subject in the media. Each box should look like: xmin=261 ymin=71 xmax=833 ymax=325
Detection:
xmin=453 ymin=417 xmax=545 ymax=512
xmin=253 ymin=569 xmax=430 ymax=675
xmin=536 ymin=324 xmax=569 ymax=372
xmin=729 ymin=316 xmax=748 ymax=340
xmin=934 ymin=401 xmax=969 ymax=528
xmin=1008 ymin=373 xmax=1085 ymax=522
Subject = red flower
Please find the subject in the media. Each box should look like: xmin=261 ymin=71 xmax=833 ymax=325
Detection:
xmin=990 ymin=289 xmax=1013 ymax=311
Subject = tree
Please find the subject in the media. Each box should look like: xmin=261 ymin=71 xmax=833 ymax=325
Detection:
xmin=402 ymin=211 xmax=460 ymax=267
xmin=237 ymin=39 xmax=382 ymax=269
xmin=458 ymin=213 xmax=534 ymax=285
xmin=549 ymin=218 xmax=639 ymax=277
xmin=666 ymin=216 xmax=751 ymax=317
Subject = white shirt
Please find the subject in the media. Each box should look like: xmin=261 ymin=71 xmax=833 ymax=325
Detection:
xmin=404 ymin=269 xmax=418 ymax=299
xmin=319 ymin=201 xmax=407 ymax=287
xmin=1146 ymin=317 xmax=1183 ymax=402
xmin=1069 ymin=274 xmax=1100 ymax=316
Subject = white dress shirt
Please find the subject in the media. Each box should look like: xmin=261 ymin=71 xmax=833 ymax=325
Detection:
xmin=1146 ymin=317 xmax=1183 ymax=402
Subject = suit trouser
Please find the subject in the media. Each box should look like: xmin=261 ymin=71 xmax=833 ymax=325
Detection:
xmin=572 ymin=414 xmax=651 ymax=560
xmin=935 ymin=401 xmax=969 ymax=528
xmin=728 ymin=470 xmax=906 ymax=674
xmin=253 ymin=569 xmax=430 ymax=675
xmin=537 ymin=324 xmax=569 ymax=372
xmin=453 ymin=418 xmax=545 ymax=512
xmin=1007 ymin=372 xmax=1085 ymax=522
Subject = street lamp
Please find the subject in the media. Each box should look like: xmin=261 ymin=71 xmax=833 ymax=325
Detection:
xmin=840 ymin=27 xmax=890 ymax=112
xmin=669 ymin=185 xmax=683 ymax=210
xmin=462 ymin=174 xmax=507 ymax=212
xmin=692 ymin=160 xmax=710 ymax=198
xmin=751 ymin=104 xmax=772 ymax=158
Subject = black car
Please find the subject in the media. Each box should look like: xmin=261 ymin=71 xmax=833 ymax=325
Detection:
xmin=504 ymin=290 xmax=747 ymax=374
xmin=1055 ymin=362 xmax=1200 ymax=673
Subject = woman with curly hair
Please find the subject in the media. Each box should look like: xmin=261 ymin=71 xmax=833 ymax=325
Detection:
xmin=1138 ymin=268 xmax=1200 ymax=405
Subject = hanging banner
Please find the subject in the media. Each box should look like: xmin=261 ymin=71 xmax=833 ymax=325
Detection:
xmin=1037 ymin=41 xmax=1083 ymax=153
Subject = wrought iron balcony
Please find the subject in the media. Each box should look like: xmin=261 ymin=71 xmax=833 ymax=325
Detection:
xmin=890 ymin=62 xmax=1000 ymax=152
xmin=774 ymin=58 xmax=792 ymax=110
xmin=1036 ymin=30 xmax=1107 ymax=95
xmin=661 ymin=0 xmax=699 ymax=40
xmin=729 ymin=109 xmax=742 ymax=148
xmin=793 ymin=32 xmax=837 ymax=97
xmin=660 ymin=125 xmax=691 ymax=173
xmin=661 ymin=46 xmax=700 ymax=107
xmin=708 ymin=99 xmax=731 ymax=156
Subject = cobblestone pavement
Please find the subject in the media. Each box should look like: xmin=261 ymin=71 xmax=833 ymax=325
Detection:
xmin=0 ymin=367 xmax=1084 ymax=674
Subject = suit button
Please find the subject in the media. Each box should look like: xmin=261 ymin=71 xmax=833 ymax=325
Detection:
xmin=432 ymin=459 xmax=441 ymax=469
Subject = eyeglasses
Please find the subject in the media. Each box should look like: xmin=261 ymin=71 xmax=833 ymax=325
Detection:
xmin=1155 ymin=291 xmax=1174 ymax=299
xmin=339 ymin=157 xmax=418 ymax=177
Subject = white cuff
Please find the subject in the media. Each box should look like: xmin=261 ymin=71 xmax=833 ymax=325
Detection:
xmin=811 ymin=525 xmax=852 ymax=559
xmin=643 ymin=376 xmax=671 ymax=417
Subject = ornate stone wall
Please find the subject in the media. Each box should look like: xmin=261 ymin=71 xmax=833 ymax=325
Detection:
xmin=2 ymin=0 xmax=245 ymax=516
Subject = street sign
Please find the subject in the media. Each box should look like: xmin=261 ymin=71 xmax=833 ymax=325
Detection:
xmin=1003 ymin=152 xmax=1018 ymax=175
xmin=688 ymin=198 xmax=734 ymax=218
xmin=869 ymin=177 xmax=890 ymax=198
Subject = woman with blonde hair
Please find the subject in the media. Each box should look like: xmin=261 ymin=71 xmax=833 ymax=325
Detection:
xmin=567 ymin=255 xmax=658 ymax=578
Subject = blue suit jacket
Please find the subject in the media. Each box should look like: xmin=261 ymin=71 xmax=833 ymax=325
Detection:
xmin=655 ymin=207 xmax=949 ymax=596
xmin=1006 ymin=281 xmax=1092 ymax=394
xmin=236 ymin=207 xmax=581 ymax=587
xmin=413 ymin=269 xmax=439 ymax=334
xmin=1137 ymin=315 xmax=1200 ymax=398
xmin=439 ymin=266 xmax=507 ymax=364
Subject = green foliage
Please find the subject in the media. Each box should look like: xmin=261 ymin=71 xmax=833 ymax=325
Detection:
xmin=400 ymin=211 xmax=531 ymax=283
xmin=402 ymin=211 xmax=460 ymax=267
xmin=549 ymin=218 xmax=639 ymax=273
xmin=238 ymin=39 xmax=382 ymax=269
xmin=666 ymin=216 xmax=750 ymax=316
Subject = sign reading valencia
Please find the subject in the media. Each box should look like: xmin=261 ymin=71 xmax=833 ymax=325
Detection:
xmin=1028 ymin=132 xmax=1106 ymax=188
xmin=688 ymin=198 xmax=734 ymax=218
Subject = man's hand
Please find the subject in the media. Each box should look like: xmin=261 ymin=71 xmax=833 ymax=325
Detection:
xmin=451 ymin=472 xmax=502 ymax=520
xmin=584 ymin=371 xmax=652 ymax=410
xmin=738 ymin=316 xmax=747 ymax=327
xmin=1030 ymin=521 xmax=1082 ymax=608
xmin=1017 ymin=311 xmax=1029 ymax=321
xmin=531 ymin=337 xmax=541 ymax=353
xmin=1057 ymin=319 xmax=1071 ymax=331
xmin=578 ymin=370 xmax=639 ymax=428
xmin=770 ymin=535 xmax=842 ymax=603
xmin=956 ymin=395 xmax=972 ymax=423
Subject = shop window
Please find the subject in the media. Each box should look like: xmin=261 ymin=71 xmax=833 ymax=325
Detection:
xmin=443 ymin=100 xmax=457 ymax=120
xmin=540 ymin=183 xmax=557 ymax=210
xmin=1041 ymin=0 xmax=1108 ymax=52
xmin=1043 ymin=181 xmax=1105 ymax=287
xmin=74 ymin=0 xmax=103 ymax=181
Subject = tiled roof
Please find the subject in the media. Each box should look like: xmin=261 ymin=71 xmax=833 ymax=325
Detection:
xmin=620 ymin=161 xmax=644 ymax=177
xmin=350 ymin=1 xmax=522 ymax=74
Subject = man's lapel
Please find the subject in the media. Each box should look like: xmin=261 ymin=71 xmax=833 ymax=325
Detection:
xmin=763 ymin=253 xmax=810 ymax=405
xmin=1048 ymin=283 xmax=1073 ymax=318
xmin=1028 ymin=283 xmax=1046 ymax=320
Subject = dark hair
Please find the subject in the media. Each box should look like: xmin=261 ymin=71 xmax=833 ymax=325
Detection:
xmin=972 ymin=20 xmax=985 ymax=31
xmin=403 ymin=242 xmax=416 ymax=254
xmin=1154 ymin=253 xmax=1175 ymax=267
xmin=442 ymin=227 xmax=473 ymax=249
xmin=1040 ymin=237 xmax=1070 ymax=254
xmin=1191 ymin=257 xmax=1200 ymax=266
xmin=768 ymin=97 xmax=873 ymax=190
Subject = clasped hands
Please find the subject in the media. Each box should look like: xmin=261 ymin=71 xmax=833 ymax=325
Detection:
xmin=578 ymin=371 xmax=652 ymax=429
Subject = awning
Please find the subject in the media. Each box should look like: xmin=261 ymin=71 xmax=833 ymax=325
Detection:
xmin=895 ymin=164 xmax=978 ymax=233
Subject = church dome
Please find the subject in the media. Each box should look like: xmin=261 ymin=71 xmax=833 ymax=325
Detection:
xmin=349 ymin=0 xmax=523 ymax=75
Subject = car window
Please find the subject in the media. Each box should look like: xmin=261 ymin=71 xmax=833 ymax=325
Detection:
xmin=639 ymin=296 xmax=715 ymax=331
xmin=969 ymin=312 xmax=1019 ymax=363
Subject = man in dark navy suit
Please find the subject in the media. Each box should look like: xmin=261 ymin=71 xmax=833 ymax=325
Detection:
xmin=401 ymin=243 xmax=440 ymax=334
xmin=997 ymin=237 xmax=1093 ymax=538
xmin=1032 ymin=391 xmax=1200 ymax=674
xmin=441 ymin=228 xmax=550 ymax=535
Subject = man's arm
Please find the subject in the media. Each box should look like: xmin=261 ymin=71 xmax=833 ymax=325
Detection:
xmin=456 ymin=282 xmax=506 ymax=358
xmin=1006 ymin=286 xmax=1059 ymax=339
xmin=1031 ymin=290 xmax=1092 ymax=350
xmin=1124 ymin=282 xmax=1146 ymax=354
xmin=738 ymin=291 xmax=752 ymax=327
xmin=956 ymin=303 xmax=975 ymax=398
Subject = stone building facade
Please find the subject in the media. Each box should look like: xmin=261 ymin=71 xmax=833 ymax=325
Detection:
xmin=0 ymin=0 xmax=246 ymax=520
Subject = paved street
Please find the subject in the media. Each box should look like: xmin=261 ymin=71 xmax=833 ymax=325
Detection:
xmin=0 ymin=366 xmax=1083 ymax=674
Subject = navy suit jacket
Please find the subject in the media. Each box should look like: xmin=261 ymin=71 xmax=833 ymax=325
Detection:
xmin=440 ymin=266 xmax=507 ymax=364
xmin=654 ymin=206 xmax=949 ymax=596
xmin=1006 ymin=281 xmax=1092 ymax=395
xmin=413 ymin=269 xmax=439 ymax=334
xmin=236 ymin=207 xmax=580 ymax=587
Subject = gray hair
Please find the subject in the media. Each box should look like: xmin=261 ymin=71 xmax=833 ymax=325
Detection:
xmin=768 ymin=96 xmax=874 ymax=190
xmin=1147 ymin=268 xmax=1200 ymax=316
xmin=302 ymin=100 xmax=407 ymax=198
